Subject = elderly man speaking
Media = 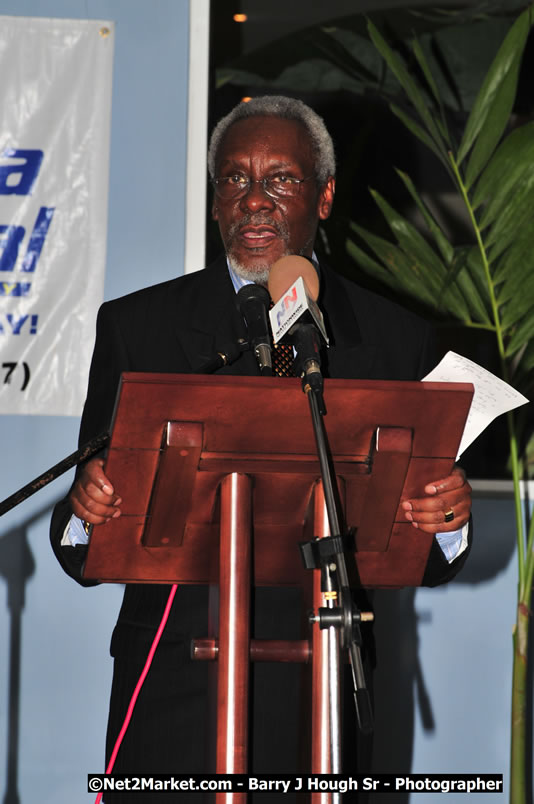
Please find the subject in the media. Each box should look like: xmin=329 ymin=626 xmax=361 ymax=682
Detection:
xmin=51 ymin=96 xmax=472 ymax=800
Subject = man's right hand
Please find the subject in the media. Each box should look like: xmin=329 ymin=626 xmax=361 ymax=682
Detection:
xmin=69 ymin=457 xmax=122 ymax=524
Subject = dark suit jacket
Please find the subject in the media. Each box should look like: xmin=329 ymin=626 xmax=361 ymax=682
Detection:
xmin=51 ymin=255 xmax=469 ymax=592
xmin=49 ymin=257 xmax=472 ymax=781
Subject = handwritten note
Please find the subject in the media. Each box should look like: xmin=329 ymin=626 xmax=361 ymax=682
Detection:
xmin=422 ymin=351 xmax=529 ymax=458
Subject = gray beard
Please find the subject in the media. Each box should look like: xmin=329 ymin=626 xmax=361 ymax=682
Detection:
xmin=224 ymin=214 xmax=293 ymax=285
xmin=227 ymin=254 xmax=287 ymax=286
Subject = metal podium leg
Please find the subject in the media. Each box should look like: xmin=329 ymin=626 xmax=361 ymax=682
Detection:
xmin=311 ymin=481 xmax=342 ymax=804
xmin=312 ymin=569 xmax=332 ymax=804
xmin=216 ymin=473 xmax=252 ymax=802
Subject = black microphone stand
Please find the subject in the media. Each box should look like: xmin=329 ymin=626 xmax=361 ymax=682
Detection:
xmin=236 ymin=284 xmax=272 ymax=376
xmin=0 ymin=433 xmax=110 ymax=518
xmin=295 ymin=327 xmax=373 ymax=791
xmin=0 ymin=339 xmax=250 ymax=518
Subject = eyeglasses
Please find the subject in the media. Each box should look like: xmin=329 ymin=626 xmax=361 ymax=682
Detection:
xmin=212 ymin=174 xmax=313 ymax=200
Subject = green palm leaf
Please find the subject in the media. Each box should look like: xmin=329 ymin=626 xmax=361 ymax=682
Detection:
xmin=458 ymin=6 xmax=532 ymax=186
xmin=345 ymin=237 xmax=404 ymax=292
xmin=498 ymin=263 xmax=534 ymax=329
xmin=513 ymin=339 xmax=534 ymax=388
xmin=448 ymin=247 xmax=493 ymax=326
xmin=493 ymin=228 xmax=534 ymax=286
xmin=367 ymin=20 xmax=447 ymax=156
xmin=348 ymin=222 xmax=437 ymax=308
xmin=473 ymin=123 xmax=534 ymax=220
xmin=506 ymin=313 xmax=534 ymax=358
xmin=485 ymin=180 xmax=534 ymax=253
xmin=390 ymin=103 xmax=451 ymax=173
xmin=369 ymin=191 xmax=473 ymax=319
xmin=394 ymin=169 xmax=454 ymax=264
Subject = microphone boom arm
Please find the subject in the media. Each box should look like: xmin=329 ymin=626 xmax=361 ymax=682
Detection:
xmin=0 ymin=338 xmax=249 ymax=519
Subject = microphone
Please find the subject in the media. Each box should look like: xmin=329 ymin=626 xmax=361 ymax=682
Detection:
xmin=268 ymin=256 xmax=328 ymax=387
xmin=236 ymin=283 xmax=272 ymax=376
xmin=268 ymin=255 xmax=320 ymax=307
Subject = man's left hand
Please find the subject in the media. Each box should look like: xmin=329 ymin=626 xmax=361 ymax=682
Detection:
xmin=401 ymin=466 xmax=471 ymax=533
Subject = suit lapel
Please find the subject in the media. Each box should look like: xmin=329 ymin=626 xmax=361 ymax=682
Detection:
xmin=319 ymin=263 xmax=377 ymax=379
xmin=174 ymin=256 xmax=259 ymax=376
xmin=172 ymin=257 xmax=378 ymax=380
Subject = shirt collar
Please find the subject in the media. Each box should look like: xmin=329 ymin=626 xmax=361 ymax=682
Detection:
xmin=227 ymin=252 xmax=320 ymax=294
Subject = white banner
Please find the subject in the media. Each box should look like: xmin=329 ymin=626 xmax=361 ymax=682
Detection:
xmin=0 ymin=16 xmax=114 ymax=415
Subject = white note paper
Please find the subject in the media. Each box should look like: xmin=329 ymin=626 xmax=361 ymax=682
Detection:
xmin=422 ymin=351 xmax=529 ymax=458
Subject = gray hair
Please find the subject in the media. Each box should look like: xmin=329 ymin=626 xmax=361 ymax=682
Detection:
xmin=207 ymin=95 xmax=336 ymax=185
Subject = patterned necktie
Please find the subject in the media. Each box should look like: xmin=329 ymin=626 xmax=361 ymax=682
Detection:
xmin=269 ymin=300 xmax=294 ymax=377
xmin=272 ymin=341 xmax=294 ymax=377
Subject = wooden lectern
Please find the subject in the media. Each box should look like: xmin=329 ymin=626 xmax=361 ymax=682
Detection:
xmin=84 ymin=373 xmax=473 ymax=796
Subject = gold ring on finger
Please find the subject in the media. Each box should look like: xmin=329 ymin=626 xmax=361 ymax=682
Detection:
xmin=444 ymin=508 xmax=454 ymax=523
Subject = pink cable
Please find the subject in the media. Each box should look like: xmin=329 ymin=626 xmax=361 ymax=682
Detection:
xmin=95 ymin=583 xmax=178 ymax=804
